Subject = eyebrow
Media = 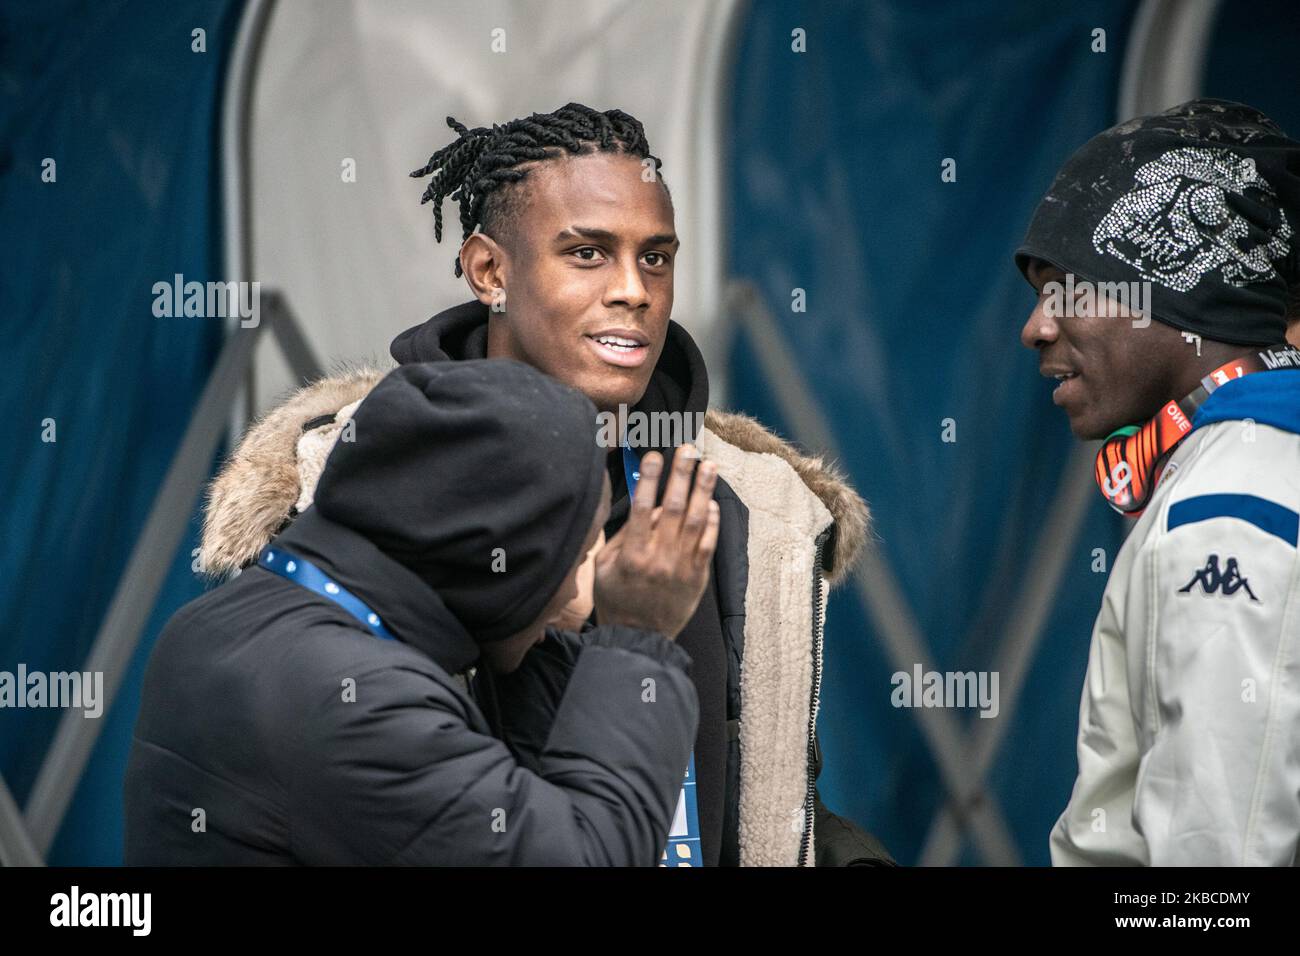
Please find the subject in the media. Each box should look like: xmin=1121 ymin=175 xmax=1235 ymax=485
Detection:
xmin=554 ymin=225 xmax=680 ymax=248
xmin=1027 ymin=260 xmax=1061 ymax=291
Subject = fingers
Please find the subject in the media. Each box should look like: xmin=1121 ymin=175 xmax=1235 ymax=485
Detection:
xmin=695 ymin=500 xmax=721 ymax=570
xmin=678 ymin=459 xmax=718 ymax=552
xmin=617 ymin=445 xmax=718 ymax=573
xmin=655 ymin=444 xmax=701 ymax=542
xmin=620 ymin=450 xmax=662 ymax=553
xmin=593 ymin=448 xmax=721 ymax=639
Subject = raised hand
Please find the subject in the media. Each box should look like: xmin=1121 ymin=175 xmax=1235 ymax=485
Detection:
xmin=594 ymin=445 xmax=720 ymax=640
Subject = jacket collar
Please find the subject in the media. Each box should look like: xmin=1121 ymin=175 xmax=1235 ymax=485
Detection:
xmin=1194 ymin=368 xmax=1300 ymax=436
xmin=269 ymin=507 xmax=480 ymax=676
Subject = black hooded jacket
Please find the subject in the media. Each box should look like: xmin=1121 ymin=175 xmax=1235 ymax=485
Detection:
xmin=123 ymin=361 xmax=699 ymax=865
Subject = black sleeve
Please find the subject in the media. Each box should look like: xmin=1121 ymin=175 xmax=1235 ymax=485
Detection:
xmin=489 ymin=626 xmax=587 ymax=772
xmin=287 ymin=625 xmax=698 ymax=866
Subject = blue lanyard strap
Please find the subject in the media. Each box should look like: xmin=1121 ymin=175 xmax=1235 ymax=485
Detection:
xmin=661 ymin=753 xmax=702 ymax=867
xmin=623 ymin=442 xmax=703 ymax=866
xmin=258 ymin=546 xmax=397 ymax=642
xmin=622 ymin=444 xmax=642 ymax=497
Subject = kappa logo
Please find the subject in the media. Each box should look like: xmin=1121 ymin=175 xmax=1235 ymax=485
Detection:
xmin=1178 ymin=554 xmax=1260 ymax=602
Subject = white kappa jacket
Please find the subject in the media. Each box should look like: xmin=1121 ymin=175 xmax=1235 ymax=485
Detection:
xmin=1052 ymin=367 xmax=1300 ymax=866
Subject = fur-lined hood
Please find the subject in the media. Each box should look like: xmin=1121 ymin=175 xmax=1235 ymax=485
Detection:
xmin=200 ymin=366 xmax=869 ymax=583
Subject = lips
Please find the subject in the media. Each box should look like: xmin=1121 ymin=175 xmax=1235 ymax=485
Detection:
xmin=584 ymin=329 xmax=650 ymax=369
xmin=1041 ymin=365 xmax=1084 ymax=407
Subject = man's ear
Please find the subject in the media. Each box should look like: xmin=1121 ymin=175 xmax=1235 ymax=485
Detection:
xmin=1286 ymin=281 xmax=1300 ymax=349
xmin=461 ymin=233 xmax=508 ymax=308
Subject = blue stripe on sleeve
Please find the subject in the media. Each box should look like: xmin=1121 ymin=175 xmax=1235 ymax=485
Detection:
xmin=1167 ymin=494 xmax=1299 ymax=547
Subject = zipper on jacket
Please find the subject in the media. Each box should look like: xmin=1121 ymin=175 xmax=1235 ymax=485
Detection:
xmin=799 ymin=529 xmax=830 ymax=866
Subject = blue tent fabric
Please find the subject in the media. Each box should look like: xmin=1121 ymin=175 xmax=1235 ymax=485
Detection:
xmin=724 ymin=0 xmax=1136 ymax=864
xmin=0 ymin=0 xmax=242 ymax=864
xmin=1203 ymin=0 xmax=1300 ymax=151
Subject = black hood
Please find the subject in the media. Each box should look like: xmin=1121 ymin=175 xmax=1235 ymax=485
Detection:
xmin=280 ymin=360 xmax=606 ymax=653
xmin=390 ymin=299 xmax=710 ymax=443
xmin=390 ymin=299 xmax=492 ymax=366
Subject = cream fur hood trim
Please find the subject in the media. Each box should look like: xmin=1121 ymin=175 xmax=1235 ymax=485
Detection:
xmin=201 ymin=368 xmax=869 ymax=582
xmin=695 ymin=423 xmax=834 ymax=866
xmin=699 ymin=409 xmax=868 ymax=586
xmin=199 ymin=366 xmax=386 ymax=578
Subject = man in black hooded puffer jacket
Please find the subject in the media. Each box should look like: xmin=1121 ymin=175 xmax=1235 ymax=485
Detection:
xmin=124 ymin=359 xmax=720 ymax=865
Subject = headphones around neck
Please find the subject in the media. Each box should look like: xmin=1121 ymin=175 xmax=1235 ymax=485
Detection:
xmin=1094 ymin=346 xmax=1299 ymax=516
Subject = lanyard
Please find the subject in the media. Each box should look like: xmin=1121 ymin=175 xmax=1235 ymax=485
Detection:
xmin=262 ymin=497 xmax=703 ymax=864
xmin=623 ymin=443 xmax=704 ymax=867
xmin=258 ymin=546 xmax=397 ymax=641
xmin=662 ymin=753 xmax=702 ymax=867
xmin=622 ymin=444 xmax=642 ymax=497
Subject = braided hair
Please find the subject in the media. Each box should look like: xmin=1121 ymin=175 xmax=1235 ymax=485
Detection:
xmin=410 ymin=103 xmax=666 ymax=276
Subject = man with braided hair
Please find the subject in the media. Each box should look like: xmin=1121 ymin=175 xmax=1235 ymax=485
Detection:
xmin=201 ymin=103 xmax=893 ymax=867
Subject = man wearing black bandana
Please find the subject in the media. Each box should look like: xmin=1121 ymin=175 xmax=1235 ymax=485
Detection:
xmin=1016 ymin=99 xmax=1300 ymax=865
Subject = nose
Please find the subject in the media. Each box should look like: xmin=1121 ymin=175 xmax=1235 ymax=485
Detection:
xmin=1020 ymin=295 xmax=1060 ymax=351
xmin=604 ymin=253 xmax=650 ymax=310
